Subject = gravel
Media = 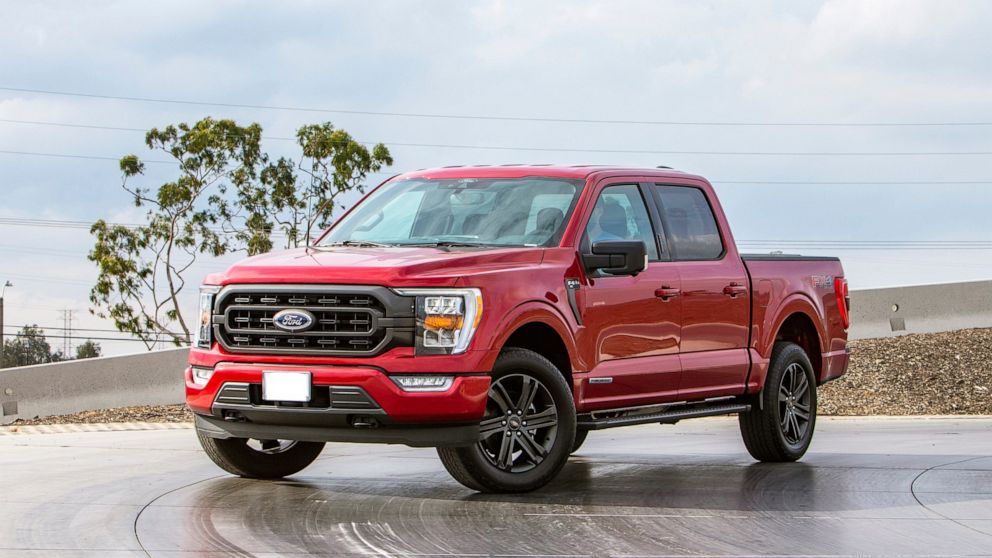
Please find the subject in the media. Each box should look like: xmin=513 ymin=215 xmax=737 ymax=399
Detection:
xmin=10 ymin=404 xmax=193 ymax=425
xmin=7 ymin=328 xmax=991 ymax=425
xmin=820 ymin=328 xmax=992 ymax=415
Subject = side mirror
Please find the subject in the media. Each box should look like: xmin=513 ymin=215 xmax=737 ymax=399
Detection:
xmin=583 ymin=240 xmax=647 ymax=276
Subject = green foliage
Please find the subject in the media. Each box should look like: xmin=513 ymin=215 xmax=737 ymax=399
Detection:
xmin=233 ymin=122 xmax=393 ymax=253
xmin=90 ymin=118 xmax=267 ymax=348
xmin=75 ymin=340 xmax=102 ymax=360
xmin=1 ymin=325 xmax=62 ymax=367
xmin=90 ymin=117 xmax=393 ymax=347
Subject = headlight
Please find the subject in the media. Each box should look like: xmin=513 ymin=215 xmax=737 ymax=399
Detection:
xmin=193 ymin=285 xmax=221 ymax=349
xmin=393 ymin=288 xmax=482 ymax=355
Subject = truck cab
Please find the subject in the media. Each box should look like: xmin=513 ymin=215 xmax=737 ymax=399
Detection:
xmin=188 ymin=165 xmax=850 ymax=492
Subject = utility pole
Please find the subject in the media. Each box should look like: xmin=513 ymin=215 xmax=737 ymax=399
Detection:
xmin=0 ymin=281 xmax=11 ymax=368
xmin=58 ymin=309 xmax=76 ymax=358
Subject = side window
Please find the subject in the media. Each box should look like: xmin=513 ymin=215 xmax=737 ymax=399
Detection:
xmin=652 ymin=185 xmax=724 ymax=260
xmin=583 ymin=184 xmax=660 ymax=260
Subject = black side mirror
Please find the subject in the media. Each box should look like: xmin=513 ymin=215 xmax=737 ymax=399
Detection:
xmin=583 ymin=240 xmax=647 ymax=276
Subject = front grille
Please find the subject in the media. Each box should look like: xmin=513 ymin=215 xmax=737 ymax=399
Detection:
xmin=214 ymin=286 xmax=415 ymax=356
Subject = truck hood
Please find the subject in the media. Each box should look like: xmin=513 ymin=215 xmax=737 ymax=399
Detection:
xmin=209 ymin=246 xmax=545 ymax=286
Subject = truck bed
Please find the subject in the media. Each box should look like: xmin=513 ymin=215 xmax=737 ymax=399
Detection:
xmin=741 ymin=253 xmax=849 ymax=386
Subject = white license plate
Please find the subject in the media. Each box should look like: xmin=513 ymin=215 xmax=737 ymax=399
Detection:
xmin=262 ymin=371 xmax=312 ymax=402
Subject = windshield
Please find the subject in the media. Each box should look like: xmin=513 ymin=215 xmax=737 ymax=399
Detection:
xmin=320 ymin=177 xmax=584 ymax=247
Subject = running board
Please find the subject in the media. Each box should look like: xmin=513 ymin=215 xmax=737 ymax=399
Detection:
xmin=577 ymin=402 xmax=751 ymax=430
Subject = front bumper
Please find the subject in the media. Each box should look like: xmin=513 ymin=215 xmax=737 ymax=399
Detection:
xmin=186 ymin=362 xmax=491 ymax=447
xmin=194 ymin=414 xmax=481 ymax=447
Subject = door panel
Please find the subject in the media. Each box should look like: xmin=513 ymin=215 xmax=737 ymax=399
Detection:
xmin=648 ymin=184 xmax=750 ymax=399
xmin=580 ymin=264 xmax=682 ymax=409
xmin=576 ymin=182 xmax=683 ymax=409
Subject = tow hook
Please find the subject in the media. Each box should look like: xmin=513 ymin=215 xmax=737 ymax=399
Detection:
xmin=351 ymin=416 xmax=380 ymax=429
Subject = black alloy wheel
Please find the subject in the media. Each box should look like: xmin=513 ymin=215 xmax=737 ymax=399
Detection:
xmin=477 ymin=373 xmax=559 ymax=472
xmin=779 ymin=362 xmax=812 ymax=445
xmin=739 ymin=342 xmax=818 ymax=462
xmin=437 ymin=348 xmax=576 ymax=493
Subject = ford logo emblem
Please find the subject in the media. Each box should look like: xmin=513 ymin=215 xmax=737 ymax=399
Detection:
xmin=272 ymin=309 xmax=315 ymax=332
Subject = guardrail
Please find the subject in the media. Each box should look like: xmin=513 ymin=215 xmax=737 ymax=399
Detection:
xmin=1 ymin=280 xmax=990 ymax=424
xmin=0 ymin=348 xmax=187 ymax=425
xmin=848 ymin=280 xmax=992 ymax=340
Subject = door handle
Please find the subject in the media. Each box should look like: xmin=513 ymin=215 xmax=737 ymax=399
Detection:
xmin=723 ymin=283 xmax=748 ymax=297
xmin=655 ymin=287 xmax=681 ymax=301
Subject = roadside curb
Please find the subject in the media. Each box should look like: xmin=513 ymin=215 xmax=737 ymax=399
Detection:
xmin=0 ymin=422 xmax=194 ymax=435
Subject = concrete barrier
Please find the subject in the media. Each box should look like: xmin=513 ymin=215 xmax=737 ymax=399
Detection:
xmin=0 ymin=347 xmax=188 ymax=425
xmin=849 ymin=280 xmax=992 ymax=340
xmin=0 ymin=280 xmax=988 ymax=423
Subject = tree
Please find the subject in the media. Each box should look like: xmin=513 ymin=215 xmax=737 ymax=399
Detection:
xmin=75 ymin=340 xmax=102 ymax=360
xmin=90 ymin=118 xmax=392 ymax=348
xmin=1 ymin=325 xmax=59 ymax=367
xmin=89 ymin=118 xmax=266 ymax=349
xmin=231 ymin=122 xmax=393 ymax=254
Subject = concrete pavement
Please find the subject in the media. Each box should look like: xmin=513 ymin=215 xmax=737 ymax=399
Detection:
xmin=1 ymin=417 xmax=991 ymax=557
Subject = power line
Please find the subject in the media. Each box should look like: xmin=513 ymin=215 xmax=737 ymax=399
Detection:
xmin=0 ymin=149 xmax=172 ymax=164
xmin=8 ymin=117 xmax=992 ymax=157
xmin=4 ymin=324 xmax=185 ymax=336
xmin=1 ymin=217 xmax=991 ymax=248
xmin=5 ymin=145 xmax=992 ymax=163
xmin=0 ymin=117 xmax=297 ymax=142
xmin=10 ymin=332 xmax=185 ymax=344
xmin=4 ymin=85 xmax=992 ymax=127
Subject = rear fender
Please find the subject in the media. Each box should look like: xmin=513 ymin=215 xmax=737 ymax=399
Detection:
xmin=749 ymin=294 xmax=826 ymax=392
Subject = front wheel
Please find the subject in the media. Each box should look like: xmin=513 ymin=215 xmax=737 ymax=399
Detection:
xmin=437 ymin=348 xmax=576 ymax=493
xmin=739 ymin=342 xmax=817 ymax=462
xmin=196 ymin=429 xmax=325 ymax=479
xmin=571 ymin=429 xmax=589 ymax=454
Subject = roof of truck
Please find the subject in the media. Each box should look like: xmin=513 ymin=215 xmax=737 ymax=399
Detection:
xmin=393 ymin=164 xmax=706 ymax=182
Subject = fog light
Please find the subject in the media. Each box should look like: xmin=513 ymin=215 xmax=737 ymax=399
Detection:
xmin=391 ymin=375 xmax=454 ymax=392
xmin=191 ymin=366 xmax=214 ymax=387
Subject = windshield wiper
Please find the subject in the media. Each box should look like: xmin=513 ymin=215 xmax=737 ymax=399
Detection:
xmin=323 ymin=240 xmax=395 ymax=248
xmin=403 ymin=241 xmax=491 ymax=248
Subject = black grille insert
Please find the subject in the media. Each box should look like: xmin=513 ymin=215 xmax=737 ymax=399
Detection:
xmin=213 ymin=286 xmax=415 ymax=356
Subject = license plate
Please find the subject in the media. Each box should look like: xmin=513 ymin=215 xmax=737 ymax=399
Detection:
xmin=262 ymin=372 xmax=312 ymax=402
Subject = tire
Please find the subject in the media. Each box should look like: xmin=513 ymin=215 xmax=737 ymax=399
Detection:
xmin=196 ymin=429 xmax=325 ymax=479
xmin=437 ymin=348 xmax=576 ymax=493
xmin=571 ymin=429 xmax=589 ymax=454
xmin=739 ymin=342 xmax=817 ymax=462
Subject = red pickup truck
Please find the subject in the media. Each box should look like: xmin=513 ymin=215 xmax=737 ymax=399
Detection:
xmin=187 ymin=165 xmax=850 ymax=492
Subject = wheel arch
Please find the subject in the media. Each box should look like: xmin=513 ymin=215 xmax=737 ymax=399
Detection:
xmin=489 ymin=301 xmax=578 ymax=391
xmin=772 ymin=310 xmax=824 ymax=380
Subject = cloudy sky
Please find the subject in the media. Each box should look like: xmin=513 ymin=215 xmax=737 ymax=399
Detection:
xmin=1 ymin=0 xmax=991 ymax=356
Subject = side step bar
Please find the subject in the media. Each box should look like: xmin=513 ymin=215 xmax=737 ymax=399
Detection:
xmin=577 ymin=402 xmax=751 ymax=431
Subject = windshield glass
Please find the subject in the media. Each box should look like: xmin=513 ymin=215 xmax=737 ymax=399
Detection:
xmin=320 ymin=177 xmax=584 ymax=247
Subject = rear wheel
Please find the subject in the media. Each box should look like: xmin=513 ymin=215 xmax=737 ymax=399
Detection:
xmin=196 ymin=429 xmax=325 ymax=479
xmin=437 ymin=348 xmax=576 ymax=493
xmin=739 ymin=342 xmax=817 ymax=462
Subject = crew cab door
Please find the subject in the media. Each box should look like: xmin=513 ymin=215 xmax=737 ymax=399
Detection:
xmin=647 ymin=183 xmax=750 ymax=400
xmin=576 ymin=181 xmax=682 ymax=409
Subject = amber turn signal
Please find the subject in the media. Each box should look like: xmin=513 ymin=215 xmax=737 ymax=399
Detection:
xmin=424 ymin=315 xmax=464 ymax=330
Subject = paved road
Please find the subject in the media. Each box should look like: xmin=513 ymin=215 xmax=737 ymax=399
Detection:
xmin=1 ymin=418 xmax=991 ymax=557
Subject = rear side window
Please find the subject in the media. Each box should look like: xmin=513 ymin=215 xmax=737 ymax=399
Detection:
xmin=652 ymin=185 xmax=724 ymax=260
